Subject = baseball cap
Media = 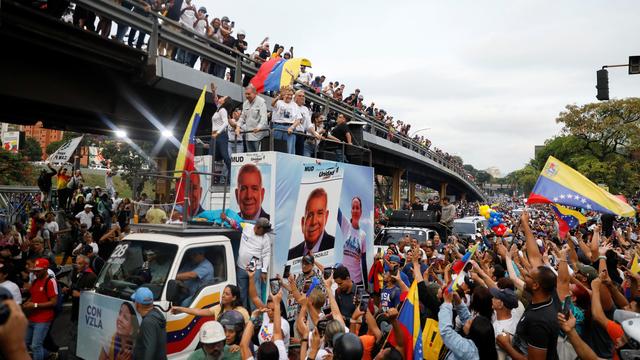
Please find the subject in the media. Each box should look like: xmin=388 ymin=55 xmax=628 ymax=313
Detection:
xmin=198 ymin=6 xmax=207 ymax=12
xmin=489 ymin=287 xmax=518 ymax=309
xmin=388 ymin=255 xmax=401 ymax=264
xmin=237 ymin=29 xmax=246 ymax=36
xmin=84 ymin=204 xmax=93 ymax=209
xmin=32 ymin=258 xmax=50 ymax=271
xmin=221 ymin=16 xmax=230 ymax=22
xmin=256 ymin=218 xmax=271 ymax=232
xmin=200 ymin=321 xmax=226 ymax=344
xmin=577 ymin=264 xmax=598 ymax=283
xmin=131 ymin=287 xmax=154 ymax=305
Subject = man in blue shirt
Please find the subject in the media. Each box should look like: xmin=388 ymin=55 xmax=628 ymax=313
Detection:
xmin=176 ymin=249 xmax=214 ymax=306
xmin=385 ymin=255 xmax=411 ymax=287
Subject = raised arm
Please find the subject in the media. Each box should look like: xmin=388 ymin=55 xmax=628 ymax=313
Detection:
xmin=590 ymin=277 xmax=610 ymax=330
xmin=521 ymin=211 xmax=542 ymax=268
xmin=557 ymin=248 xmax=571 ymax=300
xmin=247 ymin=269 xmax=266 ymax=309
xmin=323 ymin=276 xmax=345 ymax=327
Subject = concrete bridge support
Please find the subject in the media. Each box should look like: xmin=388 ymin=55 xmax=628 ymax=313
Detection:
xmin=392 ymin=169 xmax=405 ymax=210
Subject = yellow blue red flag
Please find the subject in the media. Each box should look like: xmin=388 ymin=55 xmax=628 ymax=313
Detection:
xmin=174 ymin=86 xmax=207 ymax=216
xmin=527 ymin=156 xmax=635 ymax=217
xmin=551 ymin=204 xmax=587 ymax=238
xmin=388 ymin=280 xmax=423 ymax=360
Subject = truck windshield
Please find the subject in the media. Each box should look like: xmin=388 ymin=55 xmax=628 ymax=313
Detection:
xmin=375 ymin=229 xmax=428 ymax=246
xmin=453 ymin=223 xmax=476 ymax=235
xmin=95 ymin=241 xmax=177 ymax=302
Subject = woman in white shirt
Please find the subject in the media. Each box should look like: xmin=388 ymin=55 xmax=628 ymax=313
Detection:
xmin=270 ymin=87 xmax=301 ymax=154
xmin=211 ymin=95 xmax=231 ymax=182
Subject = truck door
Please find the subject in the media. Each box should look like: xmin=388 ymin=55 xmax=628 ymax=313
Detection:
xmin=165 ymin=244 xmax=232 ymax=357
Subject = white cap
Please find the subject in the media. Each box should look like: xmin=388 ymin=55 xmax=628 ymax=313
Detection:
xmin=200 ymin=321 xmax=226 ymax=344
xmin=84 ymin=204 xmax=93 ymax=209
xmin=237 ymin=29 xmax=246 ymax=36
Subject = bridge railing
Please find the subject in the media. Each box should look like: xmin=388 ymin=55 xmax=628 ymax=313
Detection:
xmin=195 ymin=128 xmax=373 ymax=167
xmin=65 ymin=0 xmax=481 ymax=196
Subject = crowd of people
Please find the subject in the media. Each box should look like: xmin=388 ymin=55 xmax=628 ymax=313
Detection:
xmin=25 ymin=0 xmax=477 ymax=186
xmin=3 ymin=190 xmax=640 ymax=359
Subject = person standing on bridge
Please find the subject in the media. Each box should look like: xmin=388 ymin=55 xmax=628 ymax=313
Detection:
xmin=271 ymin=86 xmax=302 ymax=154
xmin=440 ymin=197 xmax=456 ymax=238
xmin=236 ymin=84 xmax=268 ymax=153
xmin=327 ymin=114 xmax=352 ymax=163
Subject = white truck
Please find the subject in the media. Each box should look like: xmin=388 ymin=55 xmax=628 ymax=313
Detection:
xmin=77 ymin=225 xmax=241 ymax=359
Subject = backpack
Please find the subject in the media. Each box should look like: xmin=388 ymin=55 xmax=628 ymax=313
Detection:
xmin=45 ymin=275 xmax=64 ymax=316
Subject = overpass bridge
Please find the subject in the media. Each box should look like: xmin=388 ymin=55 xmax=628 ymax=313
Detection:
xmin=0 ymin=0 xmax=486 ymax=204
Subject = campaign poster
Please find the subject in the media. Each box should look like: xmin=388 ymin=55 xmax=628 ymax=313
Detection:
xmin=194 ymin=155 xmax=213 ymax=212
xmin=284 ymin=160 xmax=343 ymax=268
xmin=77 ymin=292 xmax=142 ymax=360
xmin=228 ymin=152 xmax=274 ymax=222
xmin=271 ymin=153 xmax=374 ymax=283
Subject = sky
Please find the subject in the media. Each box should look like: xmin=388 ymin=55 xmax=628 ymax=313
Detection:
xmin=199 ymin=0 xmax=639 ymax=174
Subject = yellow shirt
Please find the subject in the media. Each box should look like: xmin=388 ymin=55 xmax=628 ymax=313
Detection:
xmin=56 ymin=173 xmax=70 ymax=189
xmin=145 ymin=207 xmax=167 ymax=224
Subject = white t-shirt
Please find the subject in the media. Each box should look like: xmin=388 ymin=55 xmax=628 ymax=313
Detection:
xmin=493 ymin=313 xmax=521 ymax=360
xmin=212 ymin=108 xmax=229 ymax=134
xmin=45 ymin=221 xmax=59 ymax=240
xmin=75 ymin=211 xmax=94 ymax=228
xmin=179 ymin=1 xmax=196 ymax=27
xmin=298 ymin=71 xmax=312 ymax=85
xmin=296 ymin=104 xmax=311 ymax=132
xmin=0 ymin=280 xmax=22 ymax=304
xmin=193 ymin=18 xmax=207 ymax=35
xmin=340 ymin=216 xmax=367 ymax=284
xmin=258 ymin=314 xmax=290 ymax=348
xmin=272 ymin=100 xmax=300 ymax=125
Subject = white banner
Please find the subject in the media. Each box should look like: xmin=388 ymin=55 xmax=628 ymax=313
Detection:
xmin=2 ymin=131 xmax=20 ymax=153
xmin=46 ymin=135 xmax=83 ymax=164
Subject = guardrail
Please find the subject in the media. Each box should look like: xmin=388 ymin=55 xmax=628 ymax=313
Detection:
xmin=24 ymin=0 xmax=483 ymax=197
xmin=197 ymin=127 xmax=373 ymax=166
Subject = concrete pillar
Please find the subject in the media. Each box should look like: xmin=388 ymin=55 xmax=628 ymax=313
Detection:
xmin=409 ymin=182 xmax=416 ymax=202
xmin=440 ymin=182 xmax=448 ymax=202
xmin=392 ymin=169 xmax=405 ymax=210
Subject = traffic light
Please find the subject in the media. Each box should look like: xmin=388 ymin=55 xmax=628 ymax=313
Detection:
xmin=596 ymin=69 xmax=609 ymax=101
xmin=630 ymin=56 xmax=640 ymax=75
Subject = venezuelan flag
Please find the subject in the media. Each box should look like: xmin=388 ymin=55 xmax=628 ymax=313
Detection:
xmin=551 ymin=204 xmax=587 ymax=238
xmin=388 ymin=280 xmax=423 ymax=360
xmin=250 ymin=57 xmax=312 ymax=93
xmin=528 ymin=156 xmax=635 ymax=217
xmin=174 ymin=86 xmax=207 ymax=215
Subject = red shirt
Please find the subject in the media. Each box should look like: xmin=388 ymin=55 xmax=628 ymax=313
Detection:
xmin=28 ymin=276 xmax=57 ymax=323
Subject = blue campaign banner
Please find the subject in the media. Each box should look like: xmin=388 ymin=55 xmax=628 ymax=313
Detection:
xmin=271 ymin=152 xmax=374 ymax=283
xmin=77 ymin=291 xmax=142 ymax=360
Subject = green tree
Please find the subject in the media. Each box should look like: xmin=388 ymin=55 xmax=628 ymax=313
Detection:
xmin=509 ymin=98 xmax=640 ymax=195
xmin=0 ymin=148 xmax=36 ymax=185
xmin=101 ymin=140 xmax=155 ymax=195
xmin=556 ymin=98 xmax=640 ymax=161
xmin=21 ymin=137 xmax=42 ymax=161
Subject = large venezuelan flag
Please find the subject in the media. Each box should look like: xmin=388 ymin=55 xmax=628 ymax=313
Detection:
xmin=388 ymin=280 xmax=423 ymax=360
xmin=528 ymin=156 xmax=635 ymax=217
xmin=250 ymin=57 xmax=312 ymax=93
xmin=174 ymin=86 xmax=207 ymax=214
xmin=551 ymin=204 xmax=587 ymax=238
